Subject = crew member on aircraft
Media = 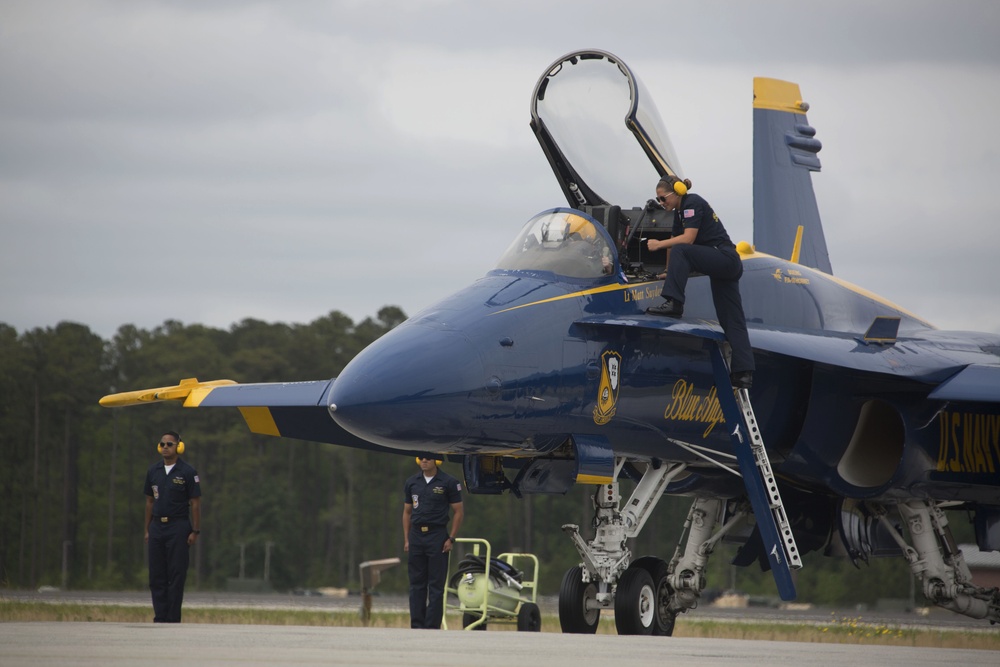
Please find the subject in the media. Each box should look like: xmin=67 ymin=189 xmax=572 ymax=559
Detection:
xmin=645 ymin=175 xmax=755 ymax=388
xmin=402 ymin=456 xmax=464 ymax=629
xmin=144 ymin=430 xmax=201 ymax=622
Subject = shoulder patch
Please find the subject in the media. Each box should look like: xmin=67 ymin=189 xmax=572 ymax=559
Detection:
xmin=684 ymin=209 xmax=695 ymax=218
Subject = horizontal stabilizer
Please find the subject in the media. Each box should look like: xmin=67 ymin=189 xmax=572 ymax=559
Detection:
xmin=928 ymin=365 xmax=1000 ymax=403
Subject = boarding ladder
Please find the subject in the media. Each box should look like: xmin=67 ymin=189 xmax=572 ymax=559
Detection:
xmin=733 ymin=386 xmax=802 ymax=571
xmin=710 ymin=345 xmax=802 ymax=600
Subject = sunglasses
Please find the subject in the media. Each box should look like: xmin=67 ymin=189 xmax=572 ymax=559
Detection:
xmin=656 ymin=195 xmax=670 ymax=203
xmin=158 ymin=441 xmax=177 ymax=447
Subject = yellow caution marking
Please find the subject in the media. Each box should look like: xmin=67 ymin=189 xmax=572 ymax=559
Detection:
xmin=238 ymin=407 xmax=281 ymax=436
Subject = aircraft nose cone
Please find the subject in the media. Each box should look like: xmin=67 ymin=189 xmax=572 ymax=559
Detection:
xmin=328 ymin=324 xmax=483 ymax=450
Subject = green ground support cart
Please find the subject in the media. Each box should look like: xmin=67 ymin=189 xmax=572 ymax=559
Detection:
xmin=444 ymin=538 xmax=541 ymax=631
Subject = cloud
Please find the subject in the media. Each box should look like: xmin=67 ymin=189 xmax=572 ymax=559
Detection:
xmin=1 ymin=0 xmax=998 ymax=338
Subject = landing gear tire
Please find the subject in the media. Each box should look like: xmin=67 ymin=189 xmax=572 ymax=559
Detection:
xmin=632 ymin=556 xmax=676 ymax=636
xmin=559 ymin=565 xmax=600 ymax=634
xmin=517 ymin=602 xmax=542 ymax=632
xmin=463 ymin=612 xmax=486 ymax=630
xmin=614 ymin=566 xmax=656 ymax=635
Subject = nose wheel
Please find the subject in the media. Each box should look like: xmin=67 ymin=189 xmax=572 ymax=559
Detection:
xmin=558 ymin=566 xmax=600 ymax=633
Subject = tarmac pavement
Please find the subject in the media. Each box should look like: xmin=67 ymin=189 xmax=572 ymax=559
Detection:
xmin=1 ymin=621 xmax=998 ymax=667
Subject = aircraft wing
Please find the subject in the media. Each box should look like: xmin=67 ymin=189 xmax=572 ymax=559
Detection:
xmin=100 ymin=377 xmax=401 ymax=454
xmin=928 ymin=364 xmax=1000 ymax=403
xmin=575 ymin=315 xmax=992 ymax=385
xmin=574 ymin=314 xmax=727 ymax=341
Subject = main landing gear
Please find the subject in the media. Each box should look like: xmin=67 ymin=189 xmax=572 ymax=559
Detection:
xmin=559 ymin=459 xmax=748 ymax=635
xmin=877 ymin=500 xmax=1000 ymax=623
xmin=559 ymin=345 xmax=803 ymax=634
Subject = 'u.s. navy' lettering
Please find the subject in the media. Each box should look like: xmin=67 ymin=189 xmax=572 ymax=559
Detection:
xmin=937 ymin=410 xmax=1000 ymax=473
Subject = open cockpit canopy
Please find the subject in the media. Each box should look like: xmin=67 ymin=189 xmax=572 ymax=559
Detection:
xmin=530 ymin=49 xmax=684 ymax=211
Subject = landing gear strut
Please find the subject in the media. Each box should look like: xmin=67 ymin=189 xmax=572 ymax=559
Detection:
xmin=877 ymin=500 xmax=1000 ymax=623
xmin=559 ymin=460 xmax=747 ymax=635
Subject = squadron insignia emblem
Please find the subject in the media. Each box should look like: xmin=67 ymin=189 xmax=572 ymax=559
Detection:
xmin=593 ymin=350 xmax=622 ymax=425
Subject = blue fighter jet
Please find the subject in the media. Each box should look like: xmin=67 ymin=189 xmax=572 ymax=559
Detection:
xmin=102 ymin=50 xmax=1000 ymax=633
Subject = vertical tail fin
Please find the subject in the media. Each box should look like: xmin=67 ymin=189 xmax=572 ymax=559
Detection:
xmin=753 ymin=78 xmax=832 ymax=274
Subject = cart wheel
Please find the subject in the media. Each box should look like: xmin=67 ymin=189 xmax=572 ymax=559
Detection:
xmin=558 ymin=565 xmax=600 ymax=634
xmin=614 ymin=566 xmax=655 ymax=635
xmin=631 ymin=556 xmax=676 ymax=636
xmin=462 ymin=612 xmax=486 ymax=630
xmin=517 ymin=602 xmax=541 ymax=632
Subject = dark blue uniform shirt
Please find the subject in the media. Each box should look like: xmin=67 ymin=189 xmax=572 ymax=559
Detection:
xmin=144 ymin=458 xmax=201 ymax=518
xmin=671 ymin=193 xmax=734 ymax=249
xmin=404 ymin=471 xmax=462 ymax=527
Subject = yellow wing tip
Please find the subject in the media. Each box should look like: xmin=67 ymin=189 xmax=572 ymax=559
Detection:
xmin=99 ymin=378 xmax=238 ymax=407
xmin=753 ymin=77 xmax=809 ymax=114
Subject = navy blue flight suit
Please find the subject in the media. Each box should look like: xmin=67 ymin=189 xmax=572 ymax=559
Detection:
xmin=144 ymin=458 xmax=201 ymax=623
xmin=662 ymin=193 xmax=755 ymax=374
xmin=404 ymin=470 xmax=462 ymax=629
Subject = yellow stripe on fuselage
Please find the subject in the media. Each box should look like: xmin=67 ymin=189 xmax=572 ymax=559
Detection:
xmin=491 ymin=282 xmax=650 ymax=315
xmin=753 ymin=78 xmax=808 ymax=114
xmin=490 ymin=253 xmax=933 ymax=329
xmin=738 ymin=249 xmax=934 ymax=328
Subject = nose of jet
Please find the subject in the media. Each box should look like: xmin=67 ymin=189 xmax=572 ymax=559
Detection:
xmin=328 ymin=324 xmax=483 ymax=451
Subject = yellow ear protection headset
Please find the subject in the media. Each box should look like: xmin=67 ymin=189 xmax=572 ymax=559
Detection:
xmin=415 ymin=456 xmax=443 ymax=465
xmin=157 ymin=431 xmax=185 ymax=455
xmin=660 ymin=176 xmax=688 ymax=197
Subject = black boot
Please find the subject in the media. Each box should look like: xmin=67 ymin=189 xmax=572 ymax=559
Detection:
xmin=646 ymin=299 xmax=684 ymax=318
xmin=730 ymin=371 xmax=753 ymax=389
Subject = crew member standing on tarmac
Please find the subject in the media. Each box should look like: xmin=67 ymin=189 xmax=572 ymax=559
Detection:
xmin=645 ymin=175 xmax=755 ymax=389
xmin=402 ymin=456 xmax=464 ymax=629
xmin=144 ymin=430 xmax=201 ymax=623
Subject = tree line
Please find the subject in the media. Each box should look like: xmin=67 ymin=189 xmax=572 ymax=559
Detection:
xmin=0 ymin=308 xmax=926 ymax=606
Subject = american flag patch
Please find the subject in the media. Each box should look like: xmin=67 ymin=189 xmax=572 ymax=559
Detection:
xmin=456 ymin=483 xmax=462 ymax=491
xmin=683 ymin=209 xmax=695 ymax=218
xmin=194 ymin=475 xmax=200 ymax=483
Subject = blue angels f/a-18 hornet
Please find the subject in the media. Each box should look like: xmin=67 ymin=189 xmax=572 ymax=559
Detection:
xmin=101 ymin=49 xmax=1000 ymax=633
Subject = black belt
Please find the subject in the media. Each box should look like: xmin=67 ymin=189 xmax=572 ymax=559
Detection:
xmin=154 ymin=516 xmax=188 ymax=523
xmin=413 ymin=524 xmax=443 ymax=533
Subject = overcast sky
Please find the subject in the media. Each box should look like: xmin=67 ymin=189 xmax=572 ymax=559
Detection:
xmin=3 ymin=0 xmax=999 ymax=341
